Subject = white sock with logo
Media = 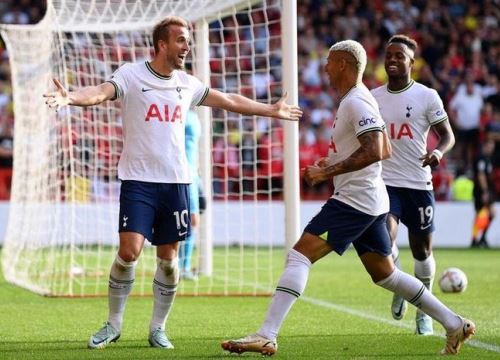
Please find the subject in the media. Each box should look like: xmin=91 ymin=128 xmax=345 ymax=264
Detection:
xmin=150 ymin=257 xmax=179 ymax=332
xmin=376 ymin=268 xmax=461 ymax=332
xmin=414 ymin=254 xmax=436 ymax=318
xmin=414 ymin=253 xmax=436 ymax=290
xmin=108 ymin=255 xmax=137 ymax=331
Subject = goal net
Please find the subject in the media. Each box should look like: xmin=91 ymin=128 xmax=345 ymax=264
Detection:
xmin=0 ymin=0 xmax=299 ymax=296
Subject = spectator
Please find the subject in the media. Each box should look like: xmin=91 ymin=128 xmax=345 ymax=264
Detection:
xmin=449 ymin=75 xmax=483 ymax=171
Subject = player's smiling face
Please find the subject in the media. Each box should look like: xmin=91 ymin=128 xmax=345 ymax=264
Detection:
xmin=384 ymin=43 xmax=413 ymax=78
xmin=162 ymin=25 xmax=190 ymax=70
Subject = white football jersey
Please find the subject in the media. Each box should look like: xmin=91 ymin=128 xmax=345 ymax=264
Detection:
xmin=108 ymin=62 xmax=209 ymax=183
xmin=371 ymin=80 xmax=448 ymax=190
xmin=328 ymin=85 xmax=389 ymax=216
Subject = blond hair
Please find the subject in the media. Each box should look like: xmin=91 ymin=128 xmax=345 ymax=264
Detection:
xmin=329 ymin=40 xmax=367 ymax=81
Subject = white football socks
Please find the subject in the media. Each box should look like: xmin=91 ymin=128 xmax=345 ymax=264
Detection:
xmin=257 ymin=249 xmax=312 ymax=340
xmin=414 ymin=253 xmax=436 ymax=290
xmin=414 ymin=253 xmax=436 ymax=319
xmin=377 ymin=268 xmax=461 ymax=332
xmin=108 ymin=255 xmax=137 ymax=331
xmin=150 ymin=257 xmax=179 ymax=332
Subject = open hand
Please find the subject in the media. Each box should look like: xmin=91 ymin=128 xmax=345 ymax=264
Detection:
xmin=43 ymin=79 xmax=70 ymax=112
xmin=273 ymin=91 xmax=303 ymax=121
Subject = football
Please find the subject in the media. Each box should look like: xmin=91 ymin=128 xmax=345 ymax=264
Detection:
xmin=438 ymin=268 xmax=468 ymax=293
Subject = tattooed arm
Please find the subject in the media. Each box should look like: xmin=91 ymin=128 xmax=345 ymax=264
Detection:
xmin=304 ymin=130 xmax=391 ymax=186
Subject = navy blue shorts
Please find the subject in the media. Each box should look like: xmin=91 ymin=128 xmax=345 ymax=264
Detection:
xmin=303 ymin=198 xmax=391 ymax=257
xmin=118 ymin=180 xmax=190 ymax=245
xmin=386 ymin=186 xmax=435 ymax=235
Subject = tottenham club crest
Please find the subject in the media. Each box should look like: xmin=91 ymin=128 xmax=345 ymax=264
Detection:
xmin=406 ymin=105 xmax=412 ymax=118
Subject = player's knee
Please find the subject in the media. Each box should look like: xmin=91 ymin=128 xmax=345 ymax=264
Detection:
xmin=118 ymin=250 xmax=140 ymax=263
xmin=157 ymin=257 xmax=179 ymax=284
xmin=412 ymin=248 xmax=431 ymax=261
xmin=113 ymin=254 xmax=137 ymax=273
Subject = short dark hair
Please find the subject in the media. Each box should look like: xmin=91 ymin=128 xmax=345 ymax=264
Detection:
xmin=152 ymin=16 xmax=189 ymax=53
xmin=388 ymin=34 xmax=418 ymax=53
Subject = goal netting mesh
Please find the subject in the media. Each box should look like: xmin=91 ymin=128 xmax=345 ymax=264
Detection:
xmin=1 ymin=0 xmax=295 ymax=296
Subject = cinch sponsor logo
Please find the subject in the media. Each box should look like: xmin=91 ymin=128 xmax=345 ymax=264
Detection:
xmin=145 ymin=104 xmax=182 ymax=122
xmin=359 ymin=116 xmax=376 ymax=126
xmin=435 ymin=109 xmax=444 ymax=116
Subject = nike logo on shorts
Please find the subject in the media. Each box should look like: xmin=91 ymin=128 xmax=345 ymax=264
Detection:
xmin=420 ymin=224 xmax=431 ymax=230
xmin=178 ymin=231 xmax=187 ymax=236
xmin=142 ymin=88 xmax=154 ymax=92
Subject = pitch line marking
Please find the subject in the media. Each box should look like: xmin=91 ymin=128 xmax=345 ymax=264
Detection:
xmin=301 ymin=295 xmax=500 ymax=354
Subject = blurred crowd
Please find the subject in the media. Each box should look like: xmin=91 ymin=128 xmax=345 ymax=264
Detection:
xmin=0 ymin=0 xmax=499 ymax=202
xmin=296 ymin=0 xmax=500 ymax=200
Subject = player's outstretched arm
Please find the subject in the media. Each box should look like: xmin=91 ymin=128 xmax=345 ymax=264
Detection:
xmin=43 ymin=79 xmax=116 ymax=111
xmin=200 ymin=89 xmax=302 ymax=121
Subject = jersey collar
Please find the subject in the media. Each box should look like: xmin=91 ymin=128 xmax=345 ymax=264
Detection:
xmin=339 ymin=84 xmax=358 ymax=103
xmin=387 ymin=79 xmax=414 ymax=94
xmin=145 ymin=61 xmax=173 ymax=80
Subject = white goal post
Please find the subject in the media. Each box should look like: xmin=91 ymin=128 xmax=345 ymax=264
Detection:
xmin=0 ymin=0 xmax=299 ymax=297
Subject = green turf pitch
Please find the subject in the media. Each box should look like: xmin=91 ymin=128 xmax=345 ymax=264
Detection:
xmin=1 ymin=248 xmax=499 ymax=359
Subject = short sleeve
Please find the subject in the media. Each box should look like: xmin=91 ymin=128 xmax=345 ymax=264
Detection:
xmin=106 ymin=64 xmax=130 ymax=100
xmin=186 ymin=74 xmax=209 ymax=107
xmin=426 ymin=89 xmax=448 ymax=126
xmin=345 ymin=97 xmax=386 ymax=137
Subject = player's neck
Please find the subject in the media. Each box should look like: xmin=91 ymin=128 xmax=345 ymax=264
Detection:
xmin=337 ymin=80 xmax=359 ymax=100
xmin=148 ymin=58 xmax=174 ymax=77
xmin=387 ymin=77 xmax=412 ymax=91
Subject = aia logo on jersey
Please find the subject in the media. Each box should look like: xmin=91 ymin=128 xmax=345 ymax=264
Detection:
xmin=389 ymin=123 xmax=413 ymax=139
xmin=145 ymin=104 xmax=182 ymax=122
xmin=358 ymin=116 xmax=376 ymax=126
